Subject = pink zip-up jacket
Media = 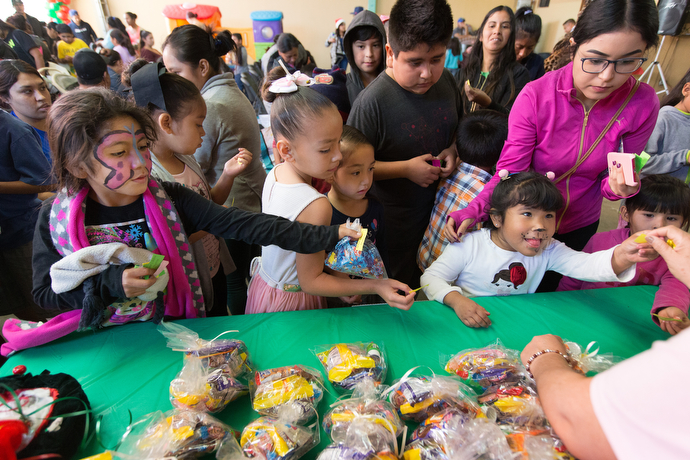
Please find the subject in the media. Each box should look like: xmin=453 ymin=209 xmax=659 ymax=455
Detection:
xmin=558 ymin=228 xmax=690 ymax=324
xmin=449 ymin=62 xmax=659 ymax=234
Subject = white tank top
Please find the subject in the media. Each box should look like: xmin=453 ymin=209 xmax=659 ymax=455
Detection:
xmin=259 ymin=164 xmax=327 ymax=289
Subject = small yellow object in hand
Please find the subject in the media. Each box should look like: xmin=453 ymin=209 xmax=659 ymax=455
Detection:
xmin=635 ymin=233 xmax=675 ymax=248
xmin=409 ymin=284 xmax=429 ymax=294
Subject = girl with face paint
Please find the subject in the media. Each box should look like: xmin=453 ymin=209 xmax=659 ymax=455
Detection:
xmin=24 ymin=88 xmax=361 ymax=347
xmin=422 ymin=172 xmax=657 ymax=329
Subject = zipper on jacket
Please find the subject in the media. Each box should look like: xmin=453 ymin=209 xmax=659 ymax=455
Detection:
xmin=557 ymin=100 xmax=596 ymax=232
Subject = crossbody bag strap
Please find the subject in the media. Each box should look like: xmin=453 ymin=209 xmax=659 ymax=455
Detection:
xmin=554 ymin=79 xmax=641 ymax=185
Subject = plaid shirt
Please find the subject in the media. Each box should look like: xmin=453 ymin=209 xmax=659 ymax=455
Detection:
xmin=418 ymin=162 xmax=492 ymax=271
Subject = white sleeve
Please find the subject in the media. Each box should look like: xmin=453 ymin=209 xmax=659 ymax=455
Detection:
xmin=590 ymin=329 xmax=690 ymax=459
xmin=421 ymin=241 xmax=469 ymax=304
xmin=545 ymin=241 xmax=636 ymax=283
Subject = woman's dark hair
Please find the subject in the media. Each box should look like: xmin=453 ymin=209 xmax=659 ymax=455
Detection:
xmin=162 ymin=24 xmax=235 ymax=75
xmin=448 ymin=36 xmax=460 ymax=56
xmin=125 ymin=12 xmax=137 ymax=21
xmin=260 ymin=66 xmax=337 ymax=142
xmin=661 ymin=67 xmax=690 ymax=108
xmin=456 ymin=109 xmax=508 ymax=169
xmin=462 ymin=6 xmax=519 ymax=113
xmin=107 ymin=16 xmax=127 ymax=36
xmin=7 ymin=14 xmax=29 ymax=33
xmin=350 ymin=25 xmax=379 ymax=43
xmin=571 ymin=0 xmax=658 ymax=55
xmin=515 ymin=7 xmax=542 ymax=42
xmin=111 ymin=29 xmax=135 ymax=57
xmin=124 ymin=58 xmax=203 ymax=121
xmin=486 ymin=171 xmax=565 ymax=229
xmin=0 ymin=19 xmax=16 ymax=35
xmin=388 ymin=0 xmax=452 ymax=55
xmin=0 ymin=59 xmax=42 ymax=109
xmin=48 ymin=87 xmax=157 ymax=194
xmin=625 ymin=174 xmax=690 ymax=230
xmin=232 ymin=33 xmax=242 ymax=43
xmin=47 ymin=22 xmax=57 ymax=31
xmin=139 ymin=30 xmax=152 ymax=49
xmin=105 ymin=49 xmax=121 ymax=66
xmin=277 ymin=33 xmax=299 ymax=53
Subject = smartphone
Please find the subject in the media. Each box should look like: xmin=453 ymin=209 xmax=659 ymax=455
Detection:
xmin=607 ymin=152 xmax=637 ymax=186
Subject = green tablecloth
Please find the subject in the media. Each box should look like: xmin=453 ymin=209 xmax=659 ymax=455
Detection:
xmin=2 ymin=285 xmax=667 ymax=457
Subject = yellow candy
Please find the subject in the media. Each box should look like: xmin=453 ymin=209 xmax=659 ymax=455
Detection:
xmin=80 ymin=453 xmax=113 ymax=460
xmin=325 ymin=344 xmax=375 ymax=382
xmin=636 ymin=233 xmax=675 ymax=248
xmin=253 ymin=375 xmax=314 ymax=410
xmin=241 ymin=423 xmax=291 ymax=457
xmin=404 ymin=449 xmax=422 ymax=460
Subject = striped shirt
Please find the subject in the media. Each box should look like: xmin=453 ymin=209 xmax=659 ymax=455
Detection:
xmin=417 ymin=162 xmax=492 ymax=271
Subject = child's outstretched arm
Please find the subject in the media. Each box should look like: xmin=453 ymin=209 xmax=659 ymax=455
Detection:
xmin=295 ymin=198 xmax=415 ymax=311
xmin=209 ymin=148 xmax=253 ymax=205
xmin=420 ymin=240 xmax=491 ymax=328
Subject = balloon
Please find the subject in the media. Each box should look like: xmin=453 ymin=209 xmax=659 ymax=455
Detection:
xmin=62 ymin=0 xmax=71 ymax=4
xmin=59 ymin=5 xmax=69 ymax=12
xmin=48 ymin=10 xmax=58 ymax=18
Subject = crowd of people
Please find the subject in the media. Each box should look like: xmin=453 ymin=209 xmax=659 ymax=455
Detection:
xmin=2 ymin=0 xmax=690 ymax=456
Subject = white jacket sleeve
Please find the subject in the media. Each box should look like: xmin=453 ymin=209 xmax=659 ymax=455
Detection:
xmin=421 ymin=241 xmax=469 ymax=304
xmin=546 ymin=241 xmax=636 ymax=283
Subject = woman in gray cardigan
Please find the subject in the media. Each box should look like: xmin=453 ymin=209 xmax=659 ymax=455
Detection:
xmin=163 ymin=25 xmax=267 ymax=314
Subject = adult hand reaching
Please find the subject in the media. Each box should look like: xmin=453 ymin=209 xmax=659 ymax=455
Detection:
xmin=645 ymin=226 xmax=690 ymax=287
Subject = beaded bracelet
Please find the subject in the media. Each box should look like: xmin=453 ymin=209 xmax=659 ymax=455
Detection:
xmin=525 ymin=349 xmax=572 ymax=378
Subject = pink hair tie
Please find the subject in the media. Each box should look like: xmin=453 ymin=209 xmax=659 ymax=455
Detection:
xmin=268 ymin=60 xmax=314 ymax=94
xmin=498 ymin=169 xmax=510 ymax=180
xmin=545 ymin=171 xmax=555 ymax=180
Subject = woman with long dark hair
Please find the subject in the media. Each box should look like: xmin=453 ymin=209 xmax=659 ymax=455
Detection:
xmin=456 ymin=5 xmax=530 ymax=114
xmin=110 ymin=29 xmax=136 ymax=67
xmin=163 ymin=24 xmax=267 ymax=315
xmin=514 ymin=7 xmax=545 ymax=80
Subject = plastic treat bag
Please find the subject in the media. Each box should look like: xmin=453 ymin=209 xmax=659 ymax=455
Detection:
xmin=170 ymin=355 xmax=249 ymax=413
xmin=159 ymin=322 xmax=253 ymax=378
xmin=477 ymin=378 xmax=546 ymax=430
xmin=444 ymin=340 xmax=522 ymax=391
xmin=522 ymin=433 xmax=575 ymax=460
xmin=116 ymin=409 xmax=238 ymax=460
xmin=314 ymin=342 xmax=387 ymax=393
xmin=410 ymin=407 xmax=474 ymax=448
xmin=250 ymin=365 xmax=325 ymax=424
xmin=563 ymin=340 xmax=619 ymax=375
xmin=318 ymin=418 xmax=399 ymax=460
xmin=386 ymin=371 xmax=479 ymax=423
xmin=323 ymin=398 xmax=403 ymax=444
xmin=240 ymin=416 xmax=318 ymax=460
xmin=449 ymin=419 xmax=519 ymax=460
xmin=326 ymin=228 xmax=387 ymax=279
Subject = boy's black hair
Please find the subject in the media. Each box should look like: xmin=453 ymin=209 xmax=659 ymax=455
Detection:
xmin=625 ymin=174 xmax=690 ymax=230
xmin=388 ymin=0 xmax=452 ymax=55
xmin=486 ymin=171 xmax=564 ymax=229
xmin=455 ymin=109 xmax=508 ymax=169
xmin=340 ymin=125 xmax=373 ymax=163
xmin=56 ymin=23 xmax=72 ymax=35
xmin=350 ymin=25 xmax=380 ymax=43
xmin=563 ymin=18 xmax=576 ymax=26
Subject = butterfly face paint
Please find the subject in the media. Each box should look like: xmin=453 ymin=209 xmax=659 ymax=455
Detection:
xmin=92 ymin=124 xmax=152 ymax=190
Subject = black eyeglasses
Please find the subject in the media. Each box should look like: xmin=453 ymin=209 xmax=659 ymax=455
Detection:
xmin=580 ymin=57 xmax=647 ymax=74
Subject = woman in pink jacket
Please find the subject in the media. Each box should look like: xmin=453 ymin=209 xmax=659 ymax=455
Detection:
xmin=445 ymin=0 xmax=660 ymax=291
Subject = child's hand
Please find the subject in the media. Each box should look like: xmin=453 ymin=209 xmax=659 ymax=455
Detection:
xmin=608 ymin=163 xmax=640 ymax=198
xmin=339 ymin=294 xmax=362 ymax=305
xmin=122 ymin=266 xmax=156 ymax=298
xmin=405 ymin=154 xmax=441 ymax=187
xmin=655 ymin=307 xmax=690 ymax=335
xmin=611 ymin=231 xmax=658 ymax=274
xmin=222 ymin=148 xmax=253 ymax=179
xmin=338 ymin=224 xmax=362 ymax=240
xmin=443 ymin=217 xmax=475 ymax=243
xmin=464 ymin=81 xmax=491 ymax=108
xmin=375 ymin=280 xmax=415 ymax=310
xmin=453 ymin=298 xmax=491 ymax=328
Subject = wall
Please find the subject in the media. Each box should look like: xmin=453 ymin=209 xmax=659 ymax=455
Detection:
xmin=533 ymin=0 xmax=580 ymax=54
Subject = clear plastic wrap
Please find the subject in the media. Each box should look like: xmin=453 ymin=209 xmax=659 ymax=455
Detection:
xmin=323 ymin=397 xmax=403 ymax=443
xmin=523 ymin=433 xmax=575 ymax=460
xmin=314 ymin=342 xmax=387 ymax=393
xmin=169 ymin=355 xmax=249 ymax=413
xmin=159 ymin=322 xmax=253 ymax=413
xmin=240 ymin=416 xmax=318 ymax=460
xmin=410 ymin=407 xmax=473 ymax=447
xmin=476 ymin=378 xmax=545 ymax=430
xmin=386 ymin=373 xmax=479 ymax=423
xmin=325 ymin=230 xmax=387 ymax=279
xmin=318 ymin=418 xmax=398 ymax=460
xmin=249 ymin=365 xmax=325 ymax=424
xmin=116 ymin=409 xmax=238 ymax=460
xmin=444 ymin=340 xmax=521 ymax=391
xmin=448 ymin=419 xmax=518 ymax=460
xmin=563 ymin=340 xmax=619 ymax=375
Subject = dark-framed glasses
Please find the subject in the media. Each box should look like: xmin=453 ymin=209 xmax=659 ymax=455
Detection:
xmin=580 ymin=57 xmax=647 ymax=74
